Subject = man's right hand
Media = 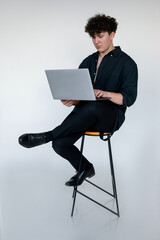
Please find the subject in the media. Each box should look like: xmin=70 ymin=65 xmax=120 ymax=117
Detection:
xmin=61 ymin=100 xmax=80 ymax=107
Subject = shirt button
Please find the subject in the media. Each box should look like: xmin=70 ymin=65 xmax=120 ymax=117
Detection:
xmin=111 ymin=54 xmax=113 ymax=57
xmin=94 ymin=73 xmax=96 ymax=75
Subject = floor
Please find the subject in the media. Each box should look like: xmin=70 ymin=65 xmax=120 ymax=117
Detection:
xmin=0 ymin=134 xmax=160 ymax=240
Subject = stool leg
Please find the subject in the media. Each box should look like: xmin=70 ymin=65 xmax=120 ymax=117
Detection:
xmin=108 ymin=137 xmax=120 ymax=217
xmin=71 ymin=135 xmax=85 ymax=217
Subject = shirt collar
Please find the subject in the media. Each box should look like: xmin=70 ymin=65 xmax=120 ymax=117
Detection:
xmin=109 ymin=46 xmax=121 ymax=56
xmin=95 ymin=46 xmax=122 ymax=57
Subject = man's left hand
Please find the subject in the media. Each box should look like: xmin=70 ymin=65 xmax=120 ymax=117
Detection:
xmin=94 ymin=89 xmax=109 ymax=98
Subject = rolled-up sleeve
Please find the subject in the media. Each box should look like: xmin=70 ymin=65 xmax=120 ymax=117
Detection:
xmin=120 ymin=60 xmax=138 ymax=107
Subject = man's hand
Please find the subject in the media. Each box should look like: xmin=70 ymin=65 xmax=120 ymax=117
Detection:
xmin=94 ymin=89 xmax=123 ymax=105
xmin=61 ymin=100 xmax=80 ymax=107
xmin=94 ymin=89 xmax=109 ymax=98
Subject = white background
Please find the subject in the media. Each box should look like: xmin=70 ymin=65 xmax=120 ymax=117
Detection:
xmin=0 ymin=0 xmax=160 ymax=240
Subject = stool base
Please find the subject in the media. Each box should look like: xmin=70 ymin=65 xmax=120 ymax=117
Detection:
xmin=71 ymin=133 xmax=120 ymax=217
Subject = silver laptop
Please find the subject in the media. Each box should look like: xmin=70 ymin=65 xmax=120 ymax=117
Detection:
xmin=45 ymin=69 xmax=110 ymax=101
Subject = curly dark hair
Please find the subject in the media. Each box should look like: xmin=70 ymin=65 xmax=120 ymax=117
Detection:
xmin=85 ymin=14 xmax=118 ymax=37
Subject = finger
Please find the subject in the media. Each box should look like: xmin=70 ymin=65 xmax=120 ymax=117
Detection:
xmin=97 ymin=92 xmax=102 ymax=97
xmin=66 ymin=101 xmax=73 ymax=107
xmin=65 ymin=100 xmax=71 ymax=104
xmin=61 ymin=100 xmax=68 ymax=105
xmin=94 ymin=90 xmax=99 ymax=97
xmin=67 ymin=104 xmax=72 ymax=107
xmin=61 ymin=100 xmax=68 ymax=103
xmin=94 ymin=89 xmax=98 ymax=95
xmin=61 ymin=100 xmax=69 ymax=106
xmin=61 ymin=100 xmax=66 ymax=105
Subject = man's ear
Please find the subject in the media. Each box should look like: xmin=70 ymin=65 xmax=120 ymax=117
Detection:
xmin=110 ymin=32 xmax=115 ymax=40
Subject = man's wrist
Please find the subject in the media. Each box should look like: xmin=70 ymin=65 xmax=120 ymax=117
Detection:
xmin=72 ymin=100 xmax=80 ymax=106
xmin=105 ymin=91 xmax=111 ymax=99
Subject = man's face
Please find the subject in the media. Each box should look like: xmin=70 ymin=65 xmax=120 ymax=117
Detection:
xmin=92 ymin=31 xmax=115 ymax=54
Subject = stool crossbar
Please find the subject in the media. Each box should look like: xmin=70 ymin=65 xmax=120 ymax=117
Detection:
xmin=71 ymin=131 xmax=120 ymax=217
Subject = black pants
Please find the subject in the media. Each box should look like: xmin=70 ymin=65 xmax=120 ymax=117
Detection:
xmin=52 ymin=101 xmax=116 ymax=171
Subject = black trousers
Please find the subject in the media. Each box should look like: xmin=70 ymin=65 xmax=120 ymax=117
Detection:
xmin=52 ymin=101 xmax=116 ymax=171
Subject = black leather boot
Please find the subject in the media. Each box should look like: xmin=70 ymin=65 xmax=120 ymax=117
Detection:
xmin=18 ymin=133 xmax=47 ymax=148
xmin=65 ymin=165 xmax=95 ymax=186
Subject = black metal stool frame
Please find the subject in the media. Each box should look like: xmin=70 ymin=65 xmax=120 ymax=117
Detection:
xmin=71 ymin=133 xmax=120 ymax=217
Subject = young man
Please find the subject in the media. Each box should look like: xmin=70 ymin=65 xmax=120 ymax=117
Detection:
xmin=19 ymin=14 xmax=138 ymax=186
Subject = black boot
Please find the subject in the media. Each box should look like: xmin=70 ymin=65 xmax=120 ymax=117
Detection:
xmin=18 ymin=133 xmax=48 ymax=148
xmin=65 ymin=165 xmax=95 ymax=186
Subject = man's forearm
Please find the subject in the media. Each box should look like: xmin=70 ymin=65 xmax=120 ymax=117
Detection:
xmin=106 ymin=92 xmax=123 ymax=105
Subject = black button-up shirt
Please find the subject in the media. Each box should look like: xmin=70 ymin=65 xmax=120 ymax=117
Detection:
xmin=78 ymin=46 xmax=138 ymax=129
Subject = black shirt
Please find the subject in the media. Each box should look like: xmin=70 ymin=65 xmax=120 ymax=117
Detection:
xmin=78 ymin=46 xmax=138 ymax=129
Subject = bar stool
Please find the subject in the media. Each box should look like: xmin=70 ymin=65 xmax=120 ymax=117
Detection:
xmin=71 ymin=131 xmax=120 ymax=217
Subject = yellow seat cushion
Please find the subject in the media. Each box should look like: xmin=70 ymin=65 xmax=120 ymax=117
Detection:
xmin=85 ymin=131 xmax=111 ymax=136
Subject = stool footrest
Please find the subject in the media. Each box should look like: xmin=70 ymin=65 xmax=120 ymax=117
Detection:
xmin=85 ymin=179 xmax=114 ymax=197
xmin=77 ymin=190 xmax=119 ymax=216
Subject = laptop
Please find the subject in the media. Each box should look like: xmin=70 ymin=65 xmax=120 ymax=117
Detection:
xmin=45 ymin=69 xmax=110 ymax=101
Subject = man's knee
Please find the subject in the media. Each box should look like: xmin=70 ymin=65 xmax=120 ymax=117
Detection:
xmin=52 ymin=139 xmax=63 ymax=154
xmin=52 ymin=138 xmax=69 ymax=155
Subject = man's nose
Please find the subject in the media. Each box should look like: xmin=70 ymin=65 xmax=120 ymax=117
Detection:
xmin=95 ymin=37 xmax=100 ymax=44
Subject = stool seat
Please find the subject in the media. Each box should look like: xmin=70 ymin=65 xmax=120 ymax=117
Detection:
xmin=85 ymin=131 xmax=111 ymax=136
